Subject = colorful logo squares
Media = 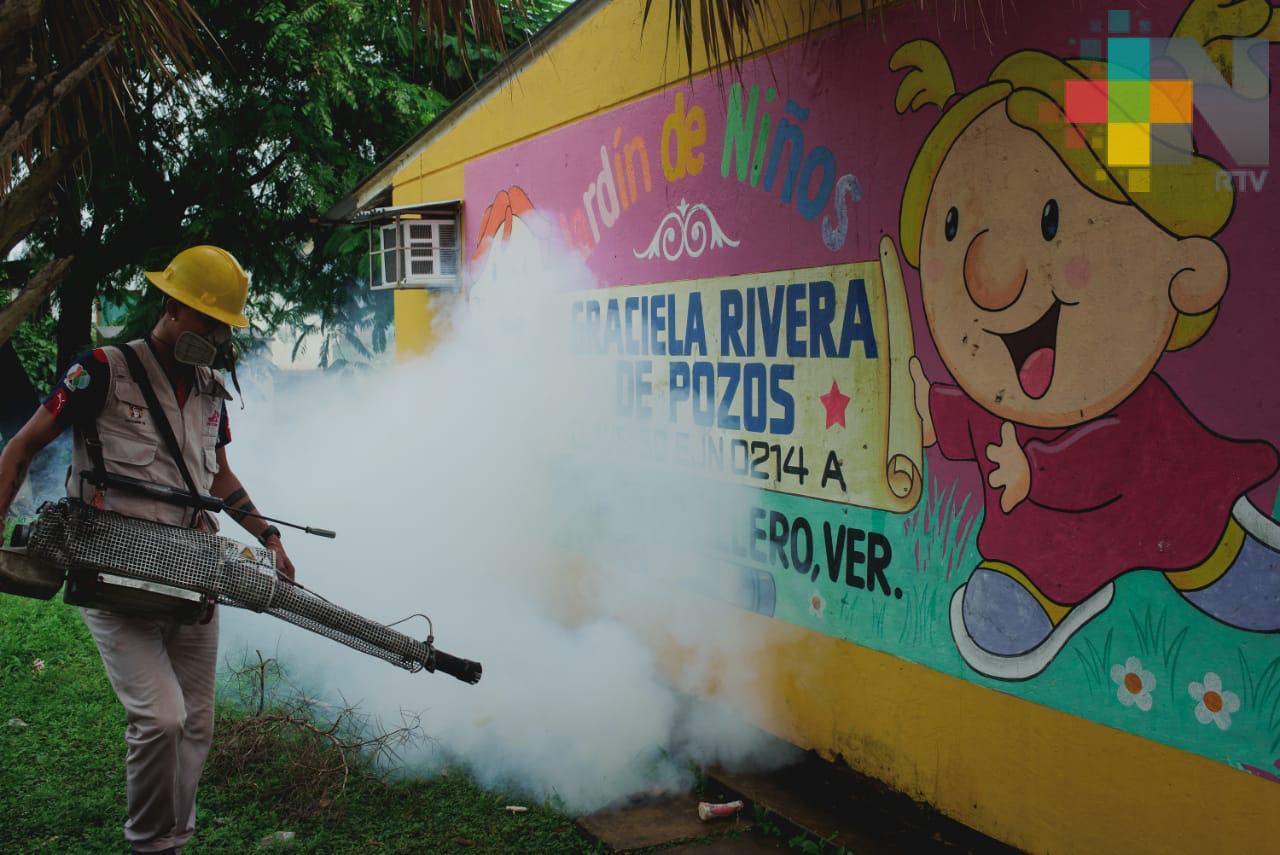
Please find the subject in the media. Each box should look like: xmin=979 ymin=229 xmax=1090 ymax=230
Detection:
xmin=1064 ymin=37 xmax=1193 ymax=168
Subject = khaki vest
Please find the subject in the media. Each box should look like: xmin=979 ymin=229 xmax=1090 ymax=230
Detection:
xmin=67 ymin=340 xmax=231 ymax=528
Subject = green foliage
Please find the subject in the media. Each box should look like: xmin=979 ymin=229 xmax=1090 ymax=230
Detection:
xmin=429 ymin=1 xmax=561 ymax=88
xmin=287 ymin=283 xmax=394 ymax=371
xmin=788 ymin=833 xmax=821 ymax=853
xmin=752 ymin=804 xmax=780 ymax=837
xmin=786 ymin=829 xmax=850 ymax=855
xmin=0 ymin=594 xmax=597 ymax=853
xmin=0 ymin=292 xmax=57 ymax=395
xmin=688 ymin=758 xmax=709 ymax=795
xmin=17 ymin=0 xmax=568 ymax=383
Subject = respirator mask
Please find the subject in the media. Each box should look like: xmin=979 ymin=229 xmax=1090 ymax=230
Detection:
xmin=174 ymin=325 xmax=244 ymax=403
xmin=174 ymin=325 xmax=238 ymax=370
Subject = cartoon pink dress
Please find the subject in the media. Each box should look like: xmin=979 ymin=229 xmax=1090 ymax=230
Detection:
xmin=931 ymin=374 xmax=1278 ymax=604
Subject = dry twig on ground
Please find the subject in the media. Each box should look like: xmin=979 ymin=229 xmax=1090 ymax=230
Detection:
xmin=207 ymin=651 xmax=428 ymax=821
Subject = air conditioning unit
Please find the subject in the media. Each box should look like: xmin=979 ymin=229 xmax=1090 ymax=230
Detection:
xmin=369 ymin=218 xmax=459 ymax=290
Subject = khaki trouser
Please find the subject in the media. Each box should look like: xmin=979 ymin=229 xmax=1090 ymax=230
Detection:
xmin=82 ymin=606 xmax=219 ymax=853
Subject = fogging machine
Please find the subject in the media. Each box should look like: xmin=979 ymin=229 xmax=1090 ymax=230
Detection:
xmin=0 ymin=499 xmax=481 ymax=684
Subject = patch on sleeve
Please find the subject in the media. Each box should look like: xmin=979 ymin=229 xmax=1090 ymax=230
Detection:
xmin=64 ymin=363 xmax=91 ymax=391
xmin=45 ymin=387 xmax=69 ymax=418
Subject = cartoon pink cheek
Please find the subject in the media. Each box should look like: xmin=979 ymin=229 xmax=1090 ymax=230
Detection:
xmin=1064 ymin=255 xmax=1091 ymax=291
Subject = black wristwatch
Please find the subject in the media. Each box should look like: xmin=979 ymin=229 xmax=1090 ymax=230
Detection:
xmin=258 ymin=525 xmax=282 ymax=546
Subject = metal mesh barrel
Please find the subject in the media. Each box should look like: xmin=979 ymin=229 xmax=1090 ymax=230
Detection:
xmin=28 ymin=500 xmax=432 ymax=672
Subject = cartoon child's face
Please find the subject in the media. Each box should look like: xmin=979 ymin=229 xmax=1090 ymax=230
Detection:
xmin=918 ymin=106 xmax=1227 ymax=427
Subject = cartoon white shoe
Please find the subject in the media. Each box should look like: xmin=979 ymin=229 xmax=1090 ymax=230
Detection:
xmin=1176 ymin=497 xmax=1280 ymax=631
xmin=950 ymin=564 xmax=1114 ymax=681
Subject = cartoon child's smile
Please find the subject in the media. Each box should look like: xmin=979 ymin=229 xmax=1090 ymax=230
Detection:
xmin=989 ymin=300 xmax=1063 ymax=400
xmin=912 ymin=104 xmax=1231 ymax=429
xmin=894 ymin=3 xmax=1280 ymax=685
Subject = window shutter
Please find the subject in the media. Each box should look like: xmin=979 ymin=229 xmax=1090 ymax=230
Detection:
xmin=368 ymin=216 xmax=459 ymax=290
xmin=380 ymin=224 xmax=399 ymax=286
xmin=438 ymin=222 xmax=458 ymax=276
xmin=404 ymin=222 xmax=436 ymax=278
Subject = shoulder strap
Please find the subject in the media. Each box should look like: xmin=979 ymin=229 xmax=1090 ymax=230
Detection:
xmin=76 ymin=413 xmax=108 ymax=509
xmin=119 ymin=344 xmax=204 ymax=519
xmin=79 ymin=414 xmax=107 ymax=480
xmin=75 ymin=350 xmax=113 ymax=503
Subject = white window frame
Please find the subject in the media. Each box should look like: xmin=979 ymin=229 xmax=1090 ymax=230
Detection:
xmin=368 ymin=215 xmax=459 ymax=291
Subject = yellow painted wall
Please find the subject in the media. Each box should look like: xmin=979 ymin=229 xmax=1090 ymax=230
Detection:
xmin=390 ymin=153 xmax=465 ymax=357
xmin=657 ymin=601 xmax=1279 ymax=854
xmin=391 ymin=290 xmax=434 ymax=360
xmin=382 ymin=2 xmax=1280 ymax=851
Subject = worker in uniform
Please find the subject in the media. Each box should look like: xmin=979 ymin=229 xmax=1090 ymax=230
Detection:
xmin=0 ymin=246 xmax=294 ymax=855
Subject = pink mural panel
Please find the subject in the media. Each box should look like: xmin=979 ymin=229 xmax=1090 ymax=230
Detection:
xmin=464 ymin=0 xmax=1280 ymax=775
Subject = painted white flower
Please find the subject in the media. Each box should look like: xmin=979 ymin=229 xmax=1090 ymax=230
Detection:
xmin=1111 ymin=656 xmax=1155 ymax=711
xmin=1189 ymin=672 xmax=1240 ymax=731
xmin=808 ymin=591 xmax=825 ymax=620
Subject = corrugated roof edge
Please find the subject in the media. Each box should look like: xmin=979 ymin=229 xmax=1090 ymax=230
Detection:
xmin=322 ymin=0 xmax=607 ymax=223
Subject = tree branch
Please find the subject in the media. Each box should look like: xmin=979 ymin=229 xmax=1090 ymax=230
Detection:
xmin=244 ymin=140 xmax=297 ymax=188
xmin=0 ymin=28 xmax=122 ymax=163
xmin=0 ymin=256 xmax=72 ymax=348
xmin=0 ymin=0 xmax=44 ymax=56
xmin=0 ymin=143 xmax=83 ymax=255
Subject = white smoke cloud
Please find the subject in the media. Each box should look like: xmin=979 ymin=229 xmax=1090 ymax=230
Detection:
xmin=218 ymin=231 xmax=799 ymax=812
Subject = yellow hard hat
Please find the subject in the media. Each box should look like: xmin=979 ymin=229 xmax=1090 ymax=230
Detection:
xmin=144 ymin=245 xmax=250 ymax=328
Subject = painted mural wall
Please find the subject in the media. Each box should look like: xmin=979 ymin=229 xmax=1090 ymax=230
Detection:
xmin=464 ymin=0 xmax=1280 ymax=783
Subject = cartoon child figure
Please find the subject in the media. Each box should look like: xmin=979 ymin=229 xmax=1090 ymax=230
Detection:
xmin=891 ymin=6 xmax=1280 ymax=680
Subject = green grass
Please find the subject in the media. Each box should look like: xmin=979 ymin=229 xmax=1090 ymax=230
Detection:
xmin=1235 ymin=648 xmax=1280 ymax=754
xmin=0 ymin=595 xmax=599 ymax=854
xmin=1072 ymin=627 xmax=1115 ymax=697
xmin=1129 ymin=605 xmax=1190 ymax=701
xmin=899 ymin=475 xmax=980 ymax=583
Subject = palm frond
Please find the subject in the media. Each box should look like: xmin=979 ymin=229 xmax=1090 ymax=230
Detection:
xmin=291 ymin=324 xmax=317 ymax=363
xmin=1 ymin=0 xmax=207 ymax=186
xmin=643 ymin=0 xmax=774 ymax=71
xmin=407 ymin=0 xmax=517 ymax=74
xmin=643 ymin=0 xmax=902 ymax=73
xmin=341 ymin=328 xmax=373 ymax=360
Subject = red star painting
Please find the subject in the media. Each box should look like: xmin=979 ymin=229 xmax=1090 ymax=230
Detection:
xmin=819 ymin=380 xmax=850 ymax=429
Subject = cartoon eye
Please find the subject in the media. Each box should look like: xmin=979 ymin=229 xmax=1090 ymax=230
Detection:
xmin=1041 ymin=199 xmax=1059 ymax=241
xmin=944 ymin=206 xmax=959 ymax=241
